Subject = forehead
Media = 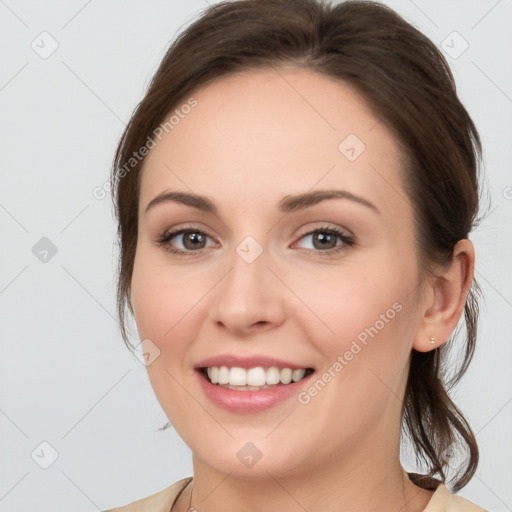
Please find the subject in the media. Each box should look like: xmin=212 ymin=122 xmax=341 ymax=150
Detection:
xmin=139 ymin=66 xmax=407 ymax=218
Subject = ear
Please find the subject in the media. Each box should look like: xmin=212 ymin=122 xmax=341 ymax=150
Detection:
xmin=413 ymin=239 xmax=475 ymax=352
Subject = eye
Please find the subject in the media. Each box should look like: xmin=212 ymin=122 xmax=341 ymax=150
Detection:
xmin=156 ymin=227 xmax=216 ymax=255
xmin=156 ymin=225 xmax=354 ymax=256
xmin=293 ymin=226 xmax=354 ymax=254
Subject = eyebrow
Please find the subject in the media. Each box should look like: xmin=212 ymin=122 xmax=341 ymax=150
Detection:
xmin=144 ymin=189 xmax=379 ymax=215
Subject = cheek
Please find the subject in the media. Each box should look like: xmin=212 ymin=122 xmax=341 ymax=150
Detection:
xmin=291 ymin=271 xmax=416 ymax=439
xmin=292 ymin=262 xmax=411 ymax=348
xmin=130 ymin=248 xmax=208 ymax=424
xmin=131 ymin=245 xmax=206 ymax=343
xmin=292 ymin=257 xmax=419 ymax=402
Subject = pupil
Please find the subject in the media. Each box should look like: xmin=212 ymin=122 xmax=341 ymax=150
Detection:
xmin=185 ymin=233 xmax=204 ymax=249
xmin=315 ymin=232 xmax=335 ymax=249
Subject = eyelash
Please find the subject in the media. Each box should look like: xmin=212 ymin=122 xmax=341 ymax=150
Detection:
xmin=156 ymin=225 xmax=355 ymax=257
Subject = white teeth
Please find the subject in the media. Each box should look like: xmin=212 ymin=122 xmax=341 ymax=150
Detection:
xmin=292 ymin=368 xmax=306 ymax=382
xmin=280 ymin=367 xmax=292 ymax=384
xmin=218 ymin=366 xmax=229 ymax=385
xmin=229 ymin=367 xmax=247 ymax=386
xmin=266 ymin=367 xmax=281 ymax=385
xmin=207 ymin=367 xmax=218 ymax=384
xmin=204 ymin=366 xmax=310 ymax=388
xmin=247 ymin=367 xmax=266 ymax=386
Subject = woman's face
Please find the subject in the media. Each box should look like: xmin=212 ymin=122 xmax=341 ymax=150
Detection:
xmin=131 ymin=67 xmax=426 ymax=479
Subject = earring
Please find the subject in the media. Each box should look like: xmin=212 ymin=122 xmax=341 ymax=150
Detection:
xmin=429 ymin=336 xmax=436 ymax=346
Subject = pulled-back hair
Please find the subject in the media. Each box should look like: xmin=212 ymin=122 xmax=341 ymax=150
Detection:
xmin=111 ymin=0 xmax=482 ymax=491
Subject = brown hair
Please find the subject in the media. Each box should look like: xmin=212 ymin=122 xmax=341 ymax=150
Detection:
xmin=110 ymin=0 xmax=482 ymax=492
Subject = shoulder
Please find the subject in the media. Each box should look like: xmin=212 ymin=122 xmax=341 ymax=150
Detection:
xmin=103 ymin=477 xmax=192 ymax=512
xmin=424 ymin=484 xmax=488 ymax=512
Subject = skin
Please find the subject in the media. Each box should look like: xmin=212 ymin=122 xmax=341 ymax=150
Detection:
xmin=130 ymin=66 xmax=474 ymax=512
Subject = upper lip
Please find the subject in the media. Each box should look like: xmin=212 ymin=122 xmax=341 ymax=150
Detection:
xmin=195 ymin=354 xmax=313 ymax=370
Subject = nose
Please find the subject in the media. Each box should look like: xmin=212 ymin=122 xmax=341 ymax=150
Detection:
xmin=208 ymin=244 xmax=286 ymax=337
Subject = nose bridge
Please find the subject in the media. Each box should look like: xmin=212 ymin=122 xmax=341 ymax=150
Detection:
xmin=210 ymin=234 xmax=285 ymax=333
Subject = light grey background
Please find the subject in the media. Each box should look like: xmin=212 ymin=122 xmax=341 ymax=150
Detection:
xmin=1 ymin=1 xmax=511 ymax=511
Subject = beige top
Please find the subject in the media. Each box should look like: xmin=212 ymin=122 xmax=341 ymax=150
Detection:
xmin=103 ymin=476 xmax=488 ymax=512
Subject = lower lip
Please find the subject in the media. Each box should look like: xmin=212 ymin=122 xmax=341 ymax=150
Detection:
xmin=196 ymin=370 xmax=314 ymax=413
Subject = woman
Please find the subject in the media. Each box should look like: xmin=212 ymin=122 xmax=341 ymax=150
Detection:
xmin=105 ymin=0 xmax=487 ymax=510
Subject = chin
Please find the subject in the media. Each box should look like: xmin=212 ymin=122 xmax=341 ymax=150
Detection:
xmin=187 ymin=434 xmax=312 ymax=480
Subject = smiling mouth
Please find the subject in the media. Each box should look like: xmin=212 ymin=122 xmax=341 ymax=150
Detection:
xmin=199 ymin=366 xmax=315 ymax=391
